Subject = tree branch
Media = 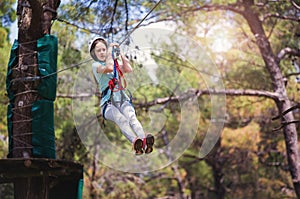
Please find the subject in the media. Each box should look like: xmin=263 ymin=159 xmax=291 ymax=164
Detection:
xmin=57 ymin=89 xmax=279 ymax=106
xmin=263 ymin=13 xmax=300 ymax=22
xmin=144 ymin=2 xmax=244 ymax=26
xmin=273 ymin=120 xmax=300 ymax=132
xmin=286 ymin=72 xmax=300 ymax=78
xmin=110 ymin=0 xmax=119 ymax=36
xmin=134 ymin=88 xmax=279 ymax=108
xmin=56 ymin=17 xmax=106 ymax=35
xmin=277 ymin=47 xmax=300 ymax=62
xmin=291 ymin=0 xmax=300 ymax=10
xmin=266 ymin=19 xmax=277 ymax=40
xmin=272 ymin=104 xmax=300 ymax=120
xmin=124 ymin=0 xmax=128 ymax=32
xmin=56 ymin=93 xmax=98 ymax=99
xmin=180 ymin=3 xmax=243 ymax=15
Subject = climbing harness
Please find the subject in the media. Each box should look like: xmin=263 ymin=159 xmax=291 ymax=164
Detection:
xmin=105 ymin=46 xmax=132 ymax=103
xmin=100 ymin=46 xmax=133 ymax=119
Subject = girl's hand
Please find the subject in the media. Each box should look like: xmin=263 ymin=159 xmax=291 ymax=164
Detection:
xmin=110 ymin=43 xmax=120 ymax=48
xmin=110 ymin=43 xmax=121 ymax=59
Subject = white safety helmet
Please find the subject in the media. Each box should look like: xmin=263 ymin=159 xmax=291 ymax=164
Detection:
xmin=88 ymin=37 xmax=107 ymax=60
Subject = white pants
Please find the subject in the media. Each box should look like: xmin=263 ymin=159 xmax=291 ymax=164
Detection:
xmin=103 ymin=101 xmax=145 ymax=143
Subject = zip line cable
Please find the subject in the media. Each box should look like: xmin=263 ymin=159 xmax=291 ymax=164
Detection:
xmin=56 ymin=17 xmax=108 ymax=35
xmin=10 ymin=58 xmax=94 ymax=83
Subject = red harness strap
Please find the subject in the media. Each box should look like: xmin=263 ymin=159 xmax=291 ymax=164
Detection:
xmin=108 ymin=59 xmax=127 ymax=92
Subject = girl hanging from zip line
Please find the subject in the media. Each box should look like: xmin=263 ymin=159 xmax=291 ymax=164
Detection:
xmin=89 ymin=37 xmax=154 ymax=155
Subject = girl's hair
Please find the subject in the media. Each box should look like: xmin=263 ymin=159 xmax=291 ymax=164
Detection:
xmin=90 ymin=38 xmax=108 ymax=61
xmin=91 ymin=38 xmax=108 ymax=52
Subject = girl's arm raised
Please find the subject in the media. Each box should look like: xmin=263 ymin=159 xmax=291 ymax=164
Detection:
xmin=107 ymin=43 xmax=132 ymax=73
xmin=96 ymin=46 xmax=114 ymax=74
xmin=120 ymin=54 xmax=132 ymax=73
xmin=96 ymin=63 xmax=113 ymax=73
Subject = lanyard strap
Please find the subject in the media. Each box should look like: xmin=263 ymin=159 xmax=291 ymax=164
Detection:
xmin=109 ymin=47 xmax=126 ymax=92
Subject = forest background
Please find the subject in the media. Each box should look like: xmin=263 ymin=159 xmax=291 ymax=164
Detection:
xmin=0 ymin=0 xmax=300 ymax=198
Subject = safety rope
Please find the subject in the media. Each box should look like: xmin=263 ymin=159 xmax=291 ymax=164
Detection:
xmin=10 ymin=58 xmax=93 ymax=84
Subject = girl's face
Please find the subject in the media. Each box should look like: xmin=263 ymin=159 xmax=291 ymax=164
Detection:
xmin=94 ymin=41 xmax=107 ymax=62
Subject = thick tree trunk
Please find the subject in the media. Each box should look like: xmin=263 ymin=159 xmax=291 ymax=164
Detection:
xmin=242 ymin=1 xmax=300 ymax=197
xmin=13 ymin=0 xmax=39 ymax=158
xmin=12 ymin=0 xmax=60 ymax=198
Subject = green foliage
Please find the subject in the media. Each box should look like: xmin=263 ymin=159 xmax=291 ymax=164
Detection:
xmin=0 ymin=183 xmax=13 ymax=199
xmin=103 ymin=179 xmax=148 ymax=199
xmin=0 ymin=27 xmax=8 ymax=47
xmin=0 ymin=3 xmax=14 ymax=197
xmin=211 ymin=0 xmax=237 ymax=3
xmin=0 ymin=0 xmax=16 ymax=27
xmin=179 ymin=154 xmax=215 ymax=198
xmin=56 ymin=121 xmax=87 ymax=161
xmin=0 ymin=26 xmax=10 ymax=159
xmin=61 ymin=47 xmax=81 ymax=66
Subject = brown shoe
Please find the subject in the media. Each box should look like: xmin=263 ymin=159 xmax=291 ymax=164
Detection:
xmin=145 ymin=134 xmax=154 ymax=154
xmin=133 ymin=138 xmax=143 ymax=155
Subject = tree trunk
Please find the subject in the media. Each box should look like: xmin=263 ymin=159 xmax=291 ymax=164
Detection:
xmin=242 ymin=1 xmax=300 ymax=197
xmin=14 ymin=0 xmax=44 ymax=196
xmin=205 ymin=139 xmax=225 ymax=199
xmin=12 ymin=0 xmax=60 ymax=198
